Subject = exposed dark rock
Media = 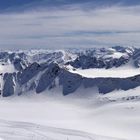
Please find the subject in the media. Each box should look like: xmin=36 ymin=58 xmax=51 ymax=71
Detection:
xmin=36 ymin=63 xmax=61 ymax=93
xmin=3 ymin=73 xmax=15 ymax=97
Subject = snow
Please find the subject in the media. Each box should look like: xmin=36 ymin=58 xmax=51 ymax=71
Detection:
xmin=0 ymin=64 xmax=15 ymax=74
xmin=68 ymin=65 xmax=140 ymax=78
xmin=0 ymin=88 xmax=140 ymax=140
xmin=100 ymin=86 xmax=140 ymax=100
xmin=0 ymin=120 xmax=121 ymax=140
xmin=103 ymin=52 xmax=127 ymax=59
xmin=0 ymin=64 xmax=16 ymax=91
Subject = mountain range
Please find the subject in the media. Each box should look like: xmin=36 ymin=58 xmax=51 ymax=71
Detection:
xmin=1 ymin=46 xmax=140 ymax=97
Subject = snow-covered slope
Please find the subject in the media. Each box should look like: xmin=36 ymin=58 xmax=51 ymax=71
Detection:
xmin=0 ymin=119 xmax=122 ymax=140
xmin=0 ymin=87 xmax=140 ymax=140
xmin=68 ymin=65 xmax=140 ymax=78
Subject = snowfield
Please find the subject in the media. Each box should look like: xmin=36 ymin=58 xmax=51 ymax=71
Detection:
xmin=68 ymin=65 xmax=140 ymax=78
xmin=0 ymin=120 xmax=122 ymax=140
xmin=0 ymin=88 xmax=140 ymax=140
xmin=0 ymin=64 xmax=15 ymax=74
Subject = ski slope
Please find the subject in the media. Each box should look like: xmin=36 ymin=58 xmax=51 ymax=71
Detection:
xmin=0 ymin=89 xmax=140 ymax=140
xmin=0 ymin=120 xmax=122 ymax=140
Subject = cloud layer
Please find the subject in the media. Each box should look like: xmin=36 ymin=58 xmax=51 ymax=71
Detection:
xmin=1 ymin=0 xmax=140 ymax=12
xmin=0 ymin=2 xmax=140 ymax=50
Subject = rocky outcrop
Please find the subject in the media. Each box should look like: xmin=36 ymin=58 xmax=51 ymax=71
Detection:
xmin=3 ymin=73 xmax=15 ymax=97
xmin=59 ymin=70 xmax=82 ymax=95
xmin=83 ymin=75 xmax=140 ymax=94
xmin=17 ymin=62 xmax=47 ymax=85
xmin=2 ymin=62 xmax=140 ymax=97
xmin=68 ymin=55 xmax=130 ymax=69
xmin=36 ymin=63 xmax=61 ymax=93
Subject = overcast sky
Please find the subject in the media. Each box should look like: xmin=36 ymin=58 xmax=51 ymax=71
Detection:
xmin=0 ymin=0 xmax=140 ymax=50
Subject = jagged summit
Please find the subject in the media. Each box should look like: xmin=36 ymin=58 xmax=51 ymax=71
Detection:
xmin=0 ymin=46 xmax=140 ymax=97
xmin=0 ymin=46 xmax=137 ymax=69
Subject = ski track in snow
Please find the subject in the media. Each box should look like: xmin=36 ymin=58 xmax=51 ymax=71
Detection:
xmin=0 ymin=120 xmax=123 ymax=140
xmin=0 ymin=93 xmax=139 ymax=140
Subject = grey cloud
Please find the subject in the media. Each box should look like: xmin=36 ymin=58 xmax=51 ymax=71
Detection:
xmin=0 ymin=5 xmax=140 ymax=49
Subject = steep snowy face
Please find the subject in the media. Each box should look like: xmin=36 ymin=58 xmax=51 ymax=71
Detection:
xmin=0 ymin=46 xmax=140 ymax=97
